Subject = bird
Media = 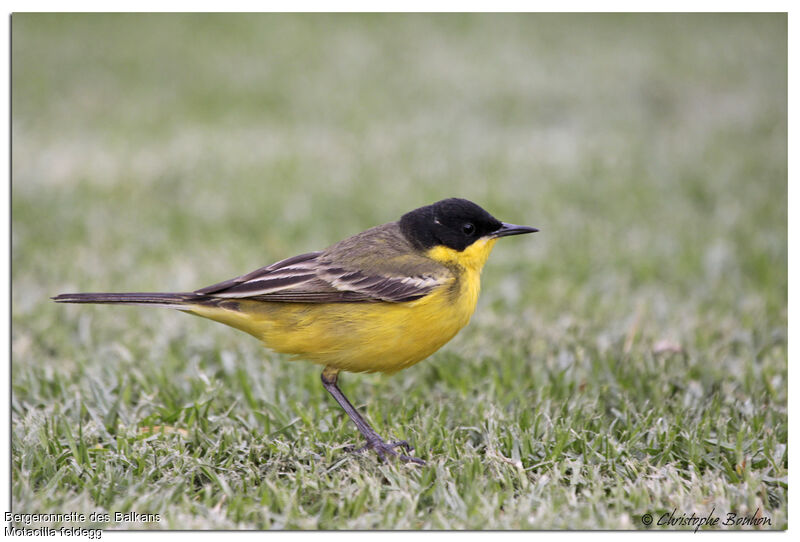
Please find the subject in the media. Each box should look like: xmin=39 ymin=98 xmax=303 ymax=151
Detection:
xmin=53 ymin=198 xmax=538 ymax=464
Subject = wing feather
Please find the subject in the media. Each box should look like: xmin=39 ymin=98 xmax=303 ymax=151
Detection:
xmin=195 ymin=252 xmax=321 ymax=295
xmin=193 ymin=223 xmax=452 ymax=303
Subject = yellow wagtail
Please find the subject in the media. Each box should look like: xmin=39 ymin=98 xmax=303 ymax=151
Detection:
xmin=54 ymin=198 xmax=538 ymax=464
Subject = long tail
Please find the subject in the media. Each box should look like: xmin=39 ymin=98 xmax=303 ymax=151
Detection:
xmin=52 ymin=292 xmax=209 ymax=310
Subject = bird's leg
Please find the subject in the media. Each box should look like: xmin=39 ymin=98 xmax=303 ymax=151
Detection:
xmin=321 ymin=367 xmax=425 ymax=465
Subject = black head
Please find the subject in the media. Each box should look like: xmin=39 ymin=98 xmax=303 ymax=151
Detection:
xmin=399 ymin=198 xmax=537 ymax=251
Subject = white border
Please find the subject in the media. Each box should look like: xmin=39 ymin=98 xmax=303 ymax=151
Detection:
xmin=3 ymin=5 xmax=793 ymax=541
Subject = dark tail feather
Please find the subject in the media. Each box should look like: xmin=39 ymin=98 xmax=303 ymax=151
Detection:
xmin=52 ymin=292 xmax=206 ymax=309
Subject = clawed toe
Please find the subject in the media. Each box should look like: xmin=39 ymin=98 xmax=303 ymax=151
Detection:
xmin=389 ymin=440 xmax=414 ymax=453
xmin=348 ymin=437 xmax=425 ymax=465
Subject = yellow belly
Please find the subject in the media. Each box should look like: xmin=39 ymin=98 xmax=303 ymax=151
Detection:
xmin=187 ymin=238 xmax=496 ymax=374
xmin=188 ymin=270 xmax=480 ymax=374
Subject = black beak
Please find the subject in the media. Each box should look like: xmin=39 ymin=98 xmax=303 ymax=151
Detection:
xmin=492 ymin=222 xmax=539 ymax=238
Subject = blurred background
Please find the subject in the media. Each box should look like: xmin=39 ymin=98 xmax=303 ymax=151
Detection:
xmin=11 ymin=13 xmax=786 ymax=528
xmin=12 ymin=14 xmax=786 ymax=321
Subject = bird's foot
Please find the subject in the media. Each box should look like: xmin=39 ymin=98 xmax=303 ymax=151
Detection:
xmin=347 ymin=437 xmax=425 ymax=465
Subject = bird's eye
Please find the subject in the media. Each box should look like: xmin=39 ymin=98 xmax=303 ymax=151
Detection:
xmin=462 ymin=222 xmax=476 ymax=235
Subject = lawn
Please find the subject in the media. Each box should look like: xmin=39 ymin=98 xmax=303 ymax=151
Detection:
xmin=10 ymin=13 xmax=787 ymax=529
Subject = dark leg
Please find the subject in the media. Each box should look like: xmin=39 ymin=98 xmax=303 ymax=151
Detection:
xmin=321 ymin=367 xmax=425 ymax=465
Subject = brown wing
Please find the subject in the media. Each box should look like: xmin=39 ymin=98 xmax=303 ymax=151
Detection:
xmin=194 ymin=223 xmax=451 ymax=303
xmin=194 ymin=251 xmax=323 ymax=297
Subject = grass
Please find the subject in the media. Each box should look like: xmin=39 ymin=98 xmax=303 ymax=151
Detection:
xmin=11 ymin=13 xmax=786 ymax=530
